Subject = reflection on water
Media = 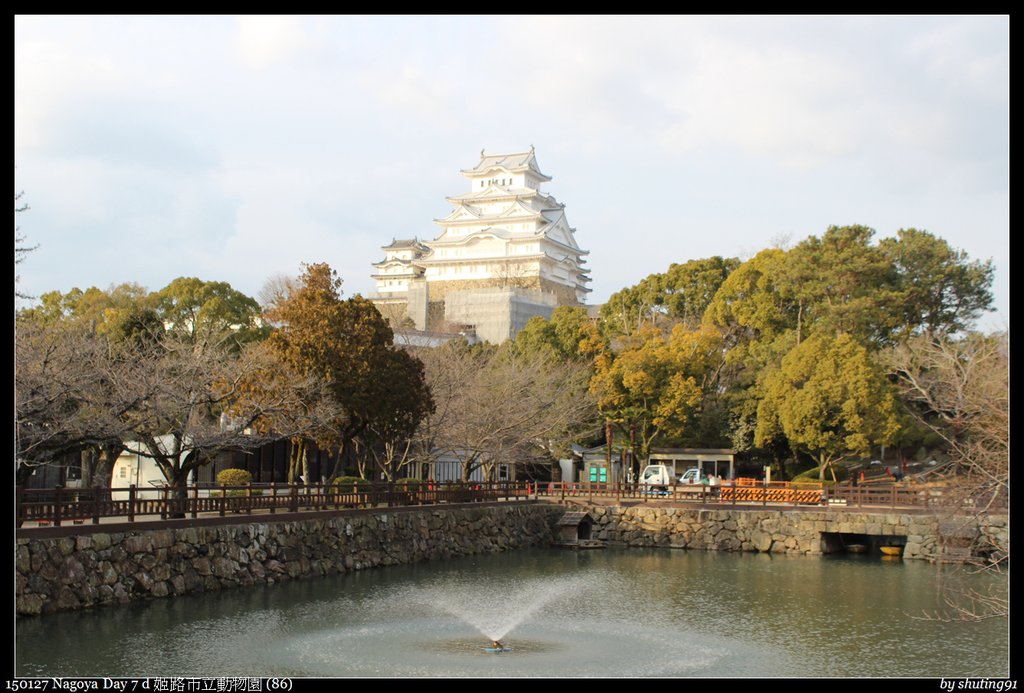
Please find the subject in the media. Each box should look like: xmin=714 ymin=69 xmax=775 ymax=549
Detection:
xmin=16 ymin=548 xmax=1008 ymax=678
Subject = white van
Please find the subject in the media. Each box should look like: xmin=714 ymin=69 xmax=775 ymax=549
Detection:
xmin=639 ymin=464 xmax=676 ymax=493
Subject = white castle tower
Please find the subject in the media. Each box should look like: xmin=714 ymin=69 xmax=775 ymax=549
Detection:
xmin=371 ymin=148 xmax=590 ymax=342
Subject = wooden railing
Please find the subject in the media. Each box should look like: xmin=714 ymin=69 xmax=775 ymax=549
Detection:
xmin=16 ymin=481 xmax=530 ymax=528
xmin=536 ymin=481 xmax=1007 ymax=511
xmin=17 ymin=480 xmax=1005 ymax=527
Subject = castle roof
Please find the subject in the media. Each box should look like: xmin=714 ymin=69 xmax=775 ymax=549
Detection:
xmin=382 ymin=237 xmax=424 ymax=250
xmin=460 ymin=147 xmax=551 ymax=182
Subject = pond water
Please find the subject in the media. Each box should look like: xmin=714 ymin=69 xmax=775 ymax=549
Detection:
xmin=16 ymin=547 xmax=1008 ymax=678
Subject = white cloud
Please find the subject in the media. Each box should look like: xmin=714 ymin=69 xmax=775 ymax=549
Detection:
xmin=233 ymin=16 xmax=310 ymax=69
xmin=658 ymin=34 xmax=861 ymax=168
xmin=906 ymin=18 xmax=1008 ymax=95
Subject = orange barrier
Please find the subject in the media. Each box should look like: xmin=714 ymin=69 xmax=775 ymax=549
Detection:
xmin=719 ymin=486 xmax=822 ymax=505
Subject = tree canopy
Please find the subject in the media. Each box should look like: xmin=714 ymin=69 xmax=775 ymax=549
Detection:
xmin=265 ymin=262 xmax=432 ymax=481
xmin=155 ymin=276 xmax=267 ymax=347
xmin=589 ymin=323 xmax=724 ymax=460
xmin=879 ymin=228 xmax=995 ymax=339
xmin=599 ymin=256 xmax=739 ymax=337
xmin=755 ymin=332 xmax=902 ymax=481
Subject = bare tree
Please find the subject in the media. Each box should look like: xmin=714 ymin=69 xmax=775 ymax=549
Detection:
xmin=15 ymin=316 xmax=333 ymax=508
xmin=15 ymin=320 xmax=110 ymax=484
xmin=415 ymin=342 xmax=598 ymax=481
xmin=15 ymin=191 xmax=36 ymax=299
xmin=886 ymin=331 xmax=1008 ymax=620
xmin=117 ymin=330 xmax=346 ymax=507
xmin=257 ymin=273 xmax=297 ymax=315
xmin=492 ymin=260 xmax=537 ymax=290
xmin=887 ymin=332 xmax=1008 ymax=502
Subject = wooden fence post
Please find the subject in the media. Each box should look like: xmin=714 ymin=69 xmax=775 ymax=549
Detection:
xmin=16 ymin=487 xmax=24 ymax=528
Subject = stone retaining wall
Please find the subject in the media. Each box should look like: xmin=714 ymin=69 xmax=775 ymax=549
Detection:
xmin=17 ymin=502 xmax=1007 ymax=618
xmin=16 ymin=504 xmax=563 ymax=617
xmin=573 ymin=504 xmax=1008 ymax=559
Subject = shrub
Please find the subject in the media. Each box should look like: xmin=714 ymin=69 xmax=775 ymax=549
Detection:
xmin=330 ymin=476 xmax=367 ymax=494
xmin=395 ymin=478 xmax=422 ymax=490
xmin=214 ymin=468 xmax=255 ymax=501
xmin=216 ymin=468 xmax=253 ymax=487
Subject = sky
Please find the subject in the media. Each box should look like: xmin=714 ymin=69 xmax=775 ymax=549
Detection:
xmin=14 ymin=15 xmax=1009 ymax=331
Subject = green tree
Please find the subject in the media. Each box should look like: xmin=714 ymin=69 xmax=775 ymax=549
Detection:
xmin=589 ymin=323 xmax=724 ymax=463
xmin=661 ymin=256 xmax=741 ymax=328
xmin=155 ymin=277 xmax=268 ymax=348
xmin=755 ymin=332 xmax=901 ymax=482
xmin=23 ymin=284 xmax=159 ymax=337
xmin=599 ymin=280 xmax=663 ymax=338
xmin=599 ymin=256 xmax=739 ymax=337
xmin=879 ymin=228 xmax=995 ymax=339
xmin=359 ymin=347 xmax=435 ymax=481
xmin=513 ymin=306 xmax=591 ymax=361
xmin=782 ymin=225 xmax=899 ymax=346
xmin=704 ymin=248 xmax=796 ymax=343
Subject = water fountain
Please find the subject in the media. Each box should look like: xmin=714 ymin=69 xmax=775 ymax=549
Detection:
xmin=407 ymin=573 xmax=591 ymax=654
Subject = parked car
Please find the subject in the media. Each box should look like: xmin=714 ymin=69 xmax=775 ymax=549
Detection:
xmin=679 ymin=468 xmax=703 ymax=484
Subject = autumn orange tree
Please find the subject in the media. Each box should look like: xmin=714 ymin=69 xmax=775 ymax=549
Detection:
xmin=266 ymin=263 xmax=432 ymax=482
